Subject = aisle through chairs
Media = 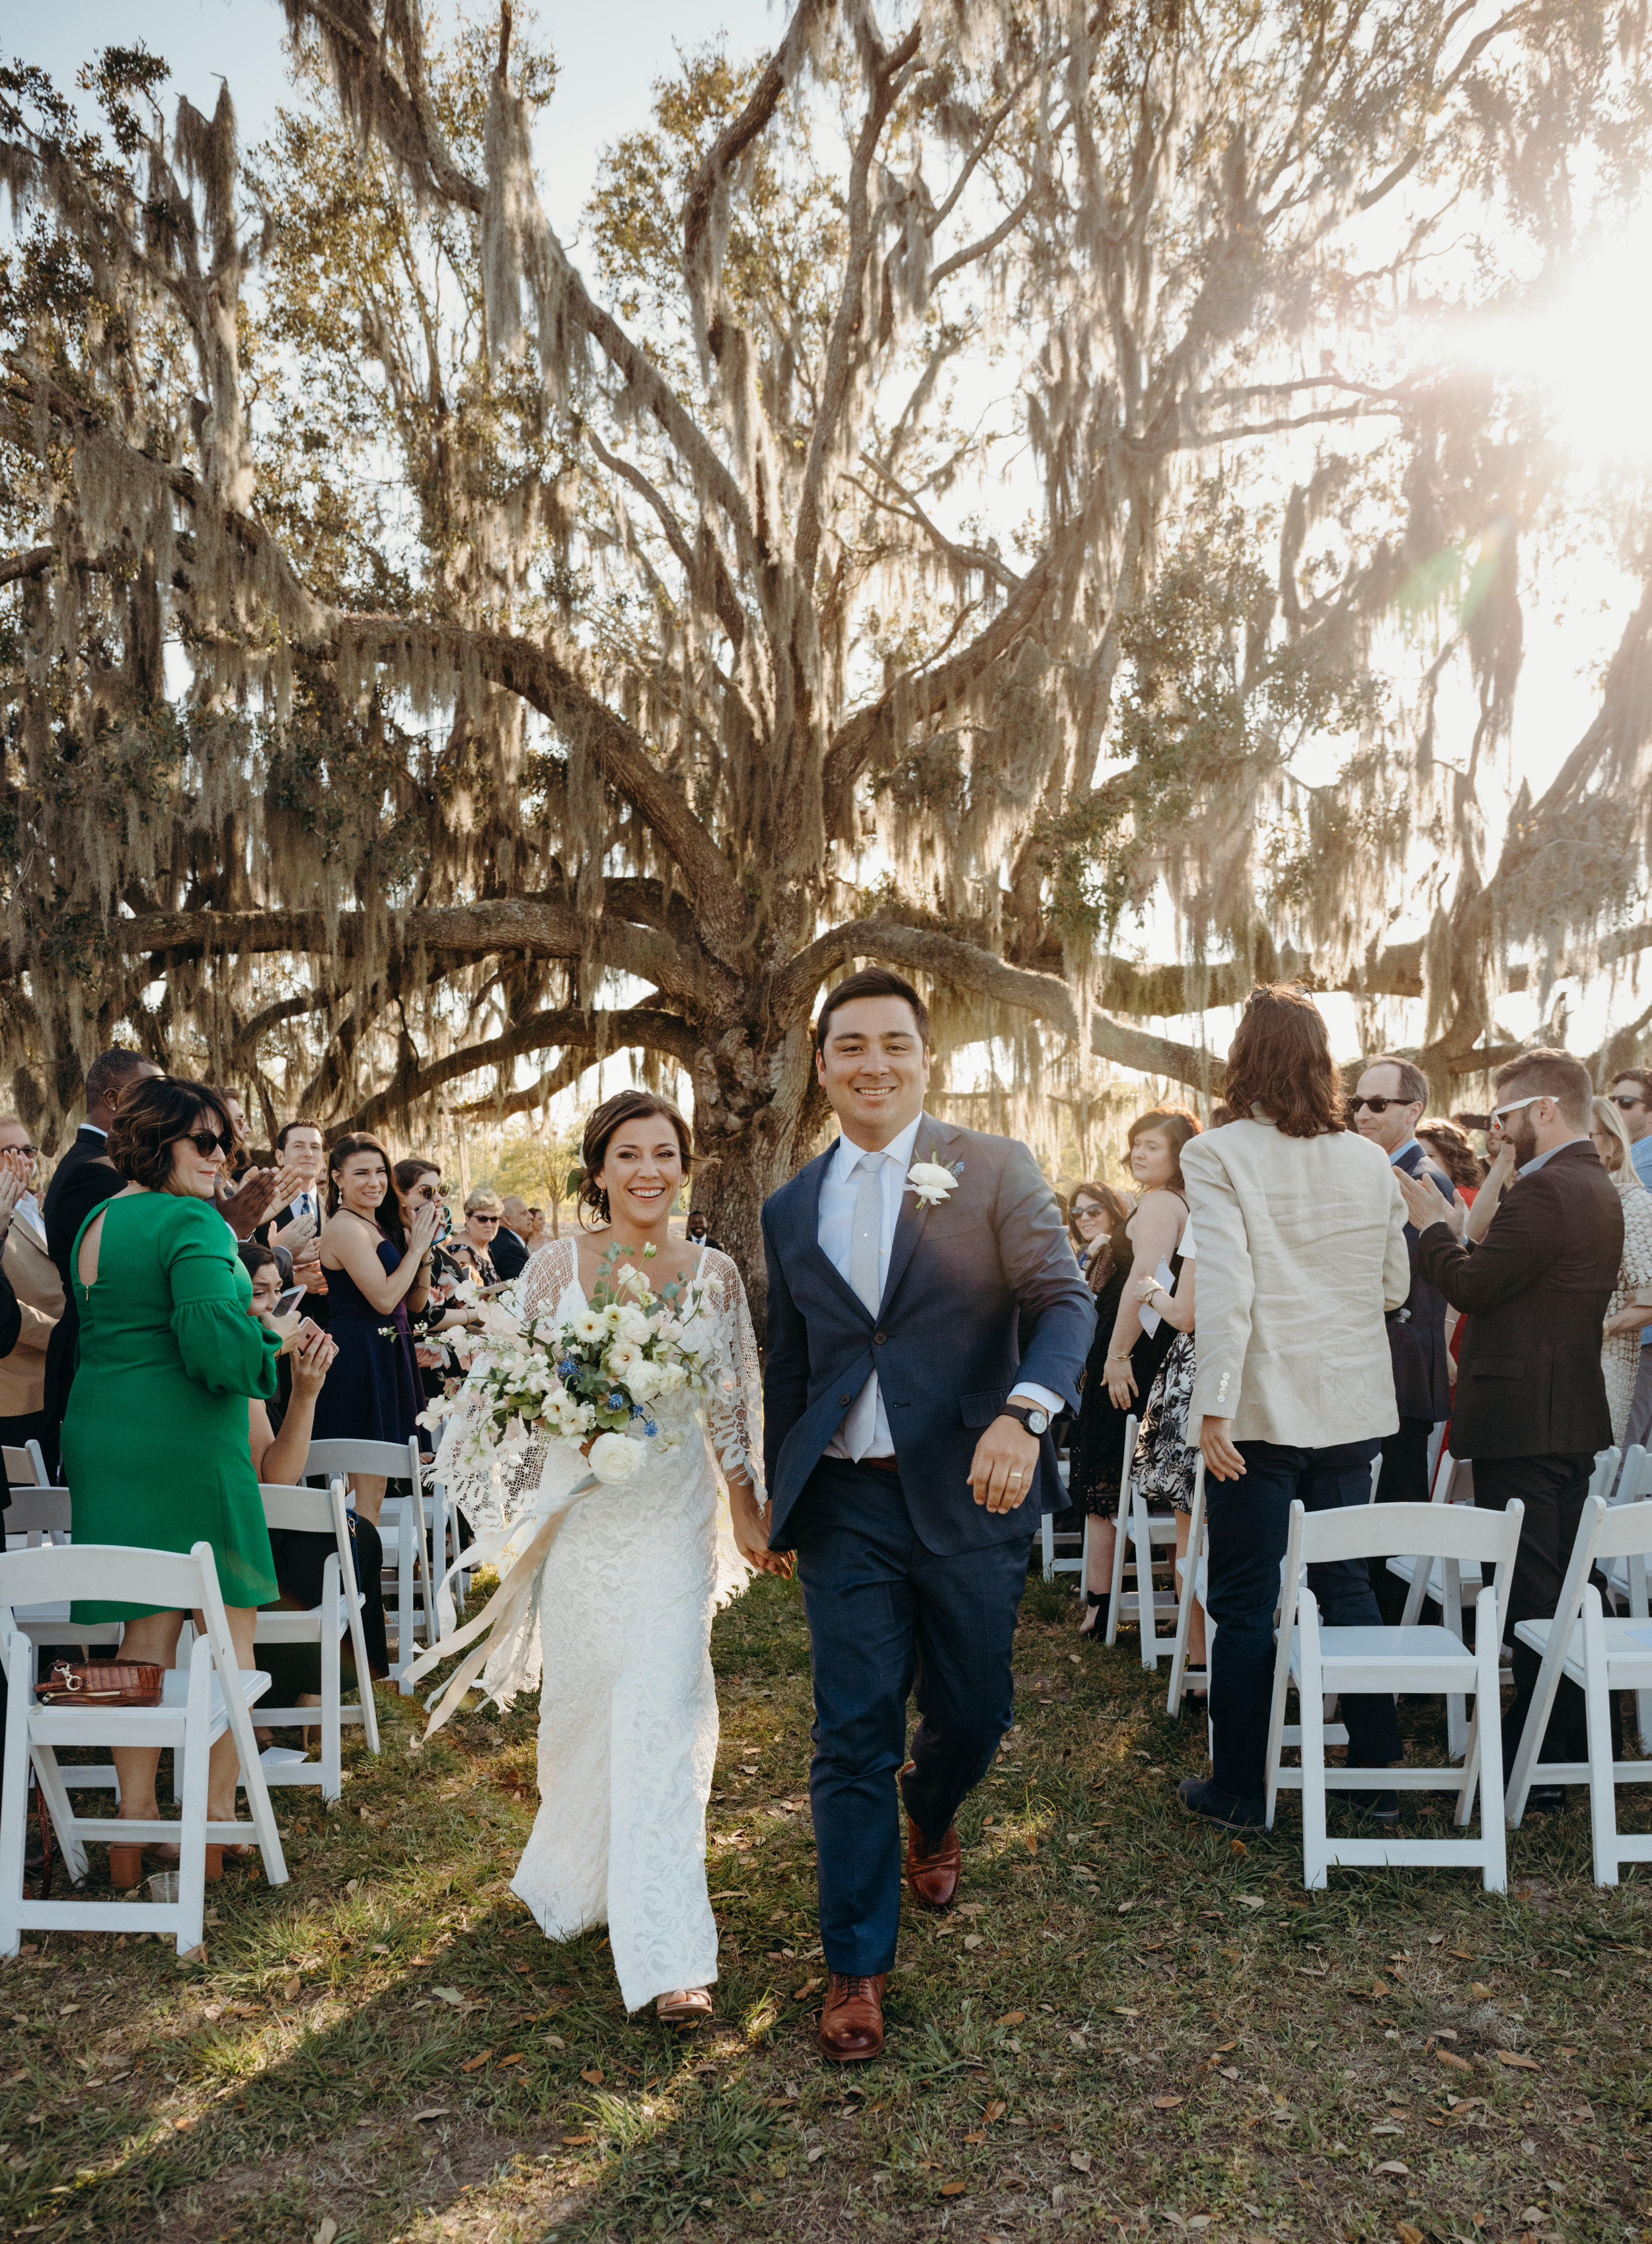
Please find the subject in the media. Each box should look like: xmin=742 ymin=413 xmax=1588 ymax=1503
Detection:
xmin=0 ymin=1540 xmax=289 ymax=1958
xmin=254 ymin=1476 xmax=381 ymax=1800
xmin=1505 ymin=1486 xmax=1652 ymax=1883
xmin=303 ymin=1436 xmax=434 ymax=1695
xmin=1263 ymin=1497 xmax=1526 ymax=1890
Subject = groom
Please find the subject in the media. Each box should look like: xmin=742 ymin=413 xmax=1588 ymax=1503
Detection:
xmin=761 ymin=967 xmax=1094 ymax=2062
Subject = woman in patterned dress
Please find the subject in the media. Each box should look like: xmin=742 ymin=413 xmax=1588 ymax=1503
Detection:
xmin=1590 ymin=1097 xmax=1652 ymax=1444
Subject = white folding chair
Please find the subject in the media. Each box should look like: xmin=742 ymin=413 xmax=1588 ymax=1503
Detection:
xmin=1166 ymin=1458 xmax=1208 ymax=1715
xmin=255 ymin=1477 xmax=381 ymax=1799
xmin=4 ymin=1485 xmax=72 ymax=1552
xmin=1601 ymin=1445 xmax=1651 ymax=1749
xmin=0 ymin=1540 xmax=289 ymax=1957
xmin=303 ymin=1436 xmax=433 ymax=1695
xmin=2 ymin=1441 xmax=50 ymax=1491
xmin=1039 ymin=1455 xmax=1086 ymax=1584
xmin=1103 ymin=1416 xmax=1143 ymax=1647
xmin=1263 ymin=1498 xmax=1526 ymax=1891
xmin=1505 ymin=1493 xmax=1652 ymax=1879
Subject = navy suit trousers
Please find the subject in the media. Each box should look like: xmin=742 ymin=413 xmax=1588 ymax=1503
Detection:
xmin=1205 ymin=1438 xmax=1402 ymax=1807
xmin=789 ymin=1457 xmax=1030 ymax=1974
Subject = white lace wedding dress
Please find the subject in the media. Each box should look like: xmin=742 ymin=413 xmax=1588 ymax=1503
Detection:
xmin=433 ymin=1238 xmax=759 ymax=2013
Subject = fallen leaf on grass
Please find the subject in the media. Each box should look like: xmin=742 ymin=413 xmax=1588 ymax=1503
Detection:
xmin=412 ymin=2108 xmax=452 ymax=2123
xmin=1363 ymin=1980 xmax=1391 ymax=2001
xmin=997 ymin=2011 xmax=1026 ymax=2027
xmin=1495 ymin=2050 xmax=1540 ymax=2071
xmin=1398 ymin=2224 xmax=1425 ymax=2243
xmin=283 ymin=1977 xmax=301 ymax=2002
xmin=430 ymin=1987 xmax=464 ymax=2007
xmin=314 ymin=2221 xmax=339 ymax=2244
xmin=1112 ymin=2006 xmax=1141 ymax=2019
xmin=1070 ymin=2151 xmax=1092 ymax=2173
xmin=983 ymin=2100 xmax=1007 ymax=2122
xmin=1470 ymin=1981 xmax=1494 ymax=1998
xmin=560 ymin=2132 xmax=594 ymax=2146
xmin=498 ymin=2053 xmax=524 ymax=2068
xmin=792 ymin=1978 xmax=824 ymax=2001
xmin=940 ymin=2180 xmax=968 ymax=2196
xmin=581 ymin=2066 xmax=605 ymax=2085
xmin=806 ymin=2144 xmax=825 ymax=2163
xmin=1374 ymin=2159 xmax=1408 ymax=2175
xmin=1436 ymin=2050 xmax=1473 ymax=2072
xmin=459 ymin=2050 xmax=493 ymax=2074
xmin=1152 ymin=2095 xmax=1184 ymax=2111
xmin=963 ymin=2131 xmax=985 ymax=2145
xmin=1236 ymin=1896 xmax=1265 ymax=1912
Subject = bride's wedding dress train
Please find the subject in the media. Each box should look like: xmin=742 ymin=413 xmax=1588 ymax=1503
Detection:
xmin=432 ymin=1237 xmax=758 ymax=2012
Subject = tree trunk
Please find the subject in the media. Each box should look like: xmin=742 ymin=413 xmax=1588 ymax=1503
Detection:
xmin=688 ymin=1010 xmax=825 ymax=1328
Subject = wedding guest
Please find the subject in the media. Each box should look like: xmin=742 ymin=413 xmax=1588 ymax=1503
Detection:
xmin=457 ymin=1189 xmax=505 ymax=1285
xmin=1400 ymin=1047 xmax=1623 ymax=1797
xmin=0 ymin=1117 xmax=63 ymax=1465
xmin=1067 ymin=1111 xmax=1197 ymax=1639
xmin=203 ymin=1084 xmax=291 ymax=1243
xmin=1417 ymin=1119 xmax=1484 ymax=1199
xmin=1067 ymin=1180 xmax=1128 ymax=1277
xmin=264 ymin=1119 xmax=328 ymax=1302
xmin=388 ymin=1160 xmax=480 ymax=1409
xmin=60 ymin=1076 xmax=281 ymax=1885
xmin=239 ymin=1242 xmax=387 ymax=1711
xmin=1587 ymin=1098 xmax=1652 ymax=1447
xmin=494 ymin=1197 xmax=533 ymax=1281
xmin=309 ymin=1135 xmax=438 ymax=1523
xmin=1607 ymin=1068 xmax=1652 ymax=1456
xmin=1180 ymin=985 xmax=1409 ymax=1832
xmin=1131 ymin=1224 xmax=1203 ymax=1668
xmin=1351 ymin=1055 xmax=1457 ymax=1614
xmin=0 ymin=1244 xmax=21 ymax=1847
xmin=1061 ymin=1181 xmax=1129 ymax=1634
xmin=42 ymin=1046 xmax=163 ymax=1460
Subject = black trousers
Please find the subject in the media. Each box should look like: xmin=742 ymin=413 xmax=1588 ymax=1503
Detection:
xmin=1370 ymin=1416 xmax=1435 ymax=1624
xmin=1474 ymin=1452 xmax=1622 ymax=1771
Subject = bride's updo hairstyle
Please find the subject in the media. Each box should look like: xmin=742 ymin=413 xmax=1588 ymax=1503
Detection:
xmin=579 ymin=1089 xmax=694 ymax=1226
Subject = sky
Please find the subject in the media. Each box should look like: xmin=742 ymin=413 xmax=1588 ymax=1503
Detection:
xmin=11 ymin=0 xmax=783 ymax=237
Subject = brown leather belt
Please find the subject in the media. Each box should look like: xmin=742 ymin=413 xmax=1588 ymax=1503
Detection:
xmin=861 ymin=1456 xmax=901 ymax=1474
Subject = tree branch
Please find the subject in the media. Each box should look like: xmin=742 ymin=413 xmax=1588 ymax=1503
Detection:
xmin=776 ymin=917 xmax=1078 ymax=1040
xmin=344 ymin=1006 xmax=700 ymax=1133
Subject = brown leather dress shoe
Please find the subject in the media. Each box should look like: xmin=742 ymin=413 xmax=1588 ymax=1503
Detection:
xmin=818 ymin=1973 xmax=887 ymax=2062
xmin=905 ymin=1813 xmax=961 ymax=1909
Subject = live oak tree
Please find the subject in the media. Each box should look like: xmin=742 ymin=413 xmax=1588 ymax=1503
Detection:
xmin=3 ymin=0 xmax=1651 ymax=1290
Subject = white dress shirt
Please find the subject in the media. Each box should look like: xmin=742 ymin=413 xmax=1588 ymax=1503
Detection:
xmin=816 ymin=1114 xmax=1062 ymax=1458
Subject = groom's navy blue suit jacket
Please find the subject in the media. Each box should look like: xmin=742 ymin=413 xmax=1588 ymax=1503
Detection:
xmin=761 ymin=1115 xmax=1095 ymax=1556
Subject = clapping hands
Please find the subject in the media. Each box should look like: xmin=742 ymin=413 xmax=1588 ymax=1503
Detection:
xmin=1396 ymin=1164 xmax=1466 ymax=1238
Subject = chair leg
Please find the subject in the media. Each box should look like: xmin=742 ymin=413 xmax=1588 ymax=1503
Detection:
xmin=1505 ymin=1614 xmax=1572 ymax=1828
xmin=1474 ymin=1587 xmax=1507 ymax=1894
xmin=0 ymin=1665 xmax=30 ymax=1954
xmin=1297 ymin=1598 xmax=1328 ymax=1889
xmin=1040 ymin=1510 xmax=1055 ymax=1583
xmin=1104 ymin=1509 xmax=1129 ymax=1647
xmin=1580 ymin=1588 xmax=1620 ymax=1888
xmin=176 ymin=1647 xmax=212 ymax=1956
xmin=28 ymin=1745 xmax=89 ymax=1885
xmin=320 ymin=1604 xmax=342 ymax=1804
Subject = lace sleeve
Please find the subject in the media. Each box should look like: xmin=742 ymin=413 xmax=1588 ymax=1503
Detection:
xmin=697 ymin=1249 xmax=764 ymax=1495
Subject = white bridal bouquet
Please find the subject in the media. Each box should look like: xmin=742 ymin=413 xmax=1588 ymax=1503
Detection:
xmin=424 ymin=1244 xmax=711 ymax=1485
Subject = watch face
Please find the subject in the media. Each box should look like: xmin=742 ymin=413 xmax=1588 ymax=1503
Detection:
xmin=1026 ymin=1408 xmax=1049 ymax=1435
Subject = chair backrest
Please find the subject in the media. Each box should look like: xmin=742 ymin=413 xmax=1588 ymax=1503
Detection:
xmin=1592 ymin=1495 xmax=1652 ymax=1566
xmin=304 ymin=1435 xmax=422 ymax=1487
xmin=1614 ymin=1444 xmax=1651 ymax=1505
xmin=1283 ymin=1497 xmax=1525 ymax=1638
xmin=2 ymin=1440 xmax=48 ymax=1488
xmin=260 ymin=1476 xmax=349 ymax=1538
xmin=0 ymin=1540 xmax=233 ymax=1657
xmin=2 ymin=1487 xmax=72 ymax=1541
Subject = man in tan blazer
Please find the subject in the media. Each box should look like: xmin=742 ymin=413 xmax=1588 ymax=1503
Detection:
xmin=1178 ymin=988 xmax=1410 ymax=1832
xmin=0 ymin=1117 xmax=63 ymax=1466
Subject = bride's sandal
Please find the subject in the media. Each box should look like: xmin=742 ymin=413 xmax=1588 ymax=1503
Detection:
xmin=656 ymin=1988 xmax=714 ymax=2026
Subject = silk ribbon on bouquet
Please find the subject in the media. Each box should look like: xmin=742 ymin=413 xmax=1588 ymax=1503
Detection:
xmin=404 ymin=1470 xmax=601 ymax=1739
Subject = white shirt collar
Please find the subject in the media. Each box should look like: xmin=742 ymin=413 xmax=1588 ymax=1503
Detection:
xmin=82 ymin=1121 xmax=108 ymax=1139
xmin=1388 ymin=1137 xmax=1422 ymax=1168
xmin=830 ymin=1111 xmax=924 ymax=1187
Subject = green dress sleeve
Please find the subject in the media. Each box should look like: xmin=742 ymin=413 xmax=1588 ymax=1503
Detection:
xmin=166 ymin=1198 xmax=280 ymax=1400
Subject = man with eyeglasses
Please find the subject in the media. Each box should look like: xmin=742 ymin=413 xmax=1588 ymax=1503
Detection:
xmin=1607 ymin=1070 xmax=1652 ymax=1458
xmin=1351 ymin=1056 xmax=1457 ymax=1612
xmin=1396 ymin=1048 xmax=1623 ymax=1795
xmin=0 ymin=1115 xmax=62 ymax=1468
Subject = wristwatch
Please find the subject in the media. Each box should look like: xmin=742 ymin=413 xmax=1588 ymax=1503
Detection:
xmin=1002 ymin=1402 xmax=1051 ymax=1437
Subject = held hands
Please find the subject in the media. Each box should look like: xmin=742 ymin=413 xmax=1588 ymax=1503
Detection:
xmin=967 ymin=1414 xmax=1040 ymax=1512
xmin=1396 ymin=1164 xmax=1466 ymax=1238
xmin=728 ymin=1481 xmax=794 ymax=1578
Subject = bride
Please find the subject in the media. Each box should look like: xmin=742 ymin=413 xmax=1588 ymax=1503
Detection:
xmin=428 ymin=1089 xmax=788 ymax=2023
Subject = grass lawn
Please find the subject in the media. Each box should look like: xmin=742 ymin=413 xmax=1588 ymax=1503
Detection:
xmin=3 ymin=1570 xmax=1650 ymax=2243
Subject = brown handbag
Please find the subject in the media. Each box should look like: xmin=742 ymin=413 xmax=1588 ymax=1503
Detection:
xmin=33 ymin=1661 xmax=164 ymax=1707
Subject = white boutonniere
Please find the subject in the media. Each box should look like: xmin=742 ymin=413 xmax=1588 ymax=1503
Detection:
xmin=907 ymin=1153 xmax=963 ymax=1208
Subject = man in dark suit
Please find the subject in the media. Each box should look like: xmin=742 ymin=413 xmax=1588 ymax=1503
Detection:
xmin=40 ymin=1048 xmax=163 ymax=1474
xmin=761 ymin=967 xmax=1094 ymax=2062
xmin=492 ymin=1197 xmax=532 ymax=1282
xmin=1351 ymin=1053 xmax=1457 ymax=1618
xmin=1402 ymin=1047 xmax=1624 ymax=1793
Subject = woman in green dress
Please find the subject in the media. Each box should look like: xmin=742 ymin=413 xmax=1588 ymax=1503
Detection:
xmin=61 ymin=1076 xmax=280 ymax=1886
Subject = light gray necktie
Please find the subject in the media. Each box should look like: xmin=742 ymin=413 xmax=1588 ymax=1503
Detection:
xmin=841 ymin=1151 xmax=887 ymax=1460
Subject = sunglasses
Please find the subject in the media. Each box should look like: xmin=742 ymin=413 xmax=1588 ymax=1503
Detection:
xmin=470 ymin=1212 xmax=501 ymax=1225
xmin=176 ymin=1129 xmax=230 ymax=1156
xmin=3 ymin=1144 xmax=37 ymax=1158
xmin=1349 ymin=1095 xmax=1418 ymax=1115
xmin=1489 ymin=1093 xmax=1544 ymax=1127
xmin=1610 ymin=1092 xmax=1647 ymax=1111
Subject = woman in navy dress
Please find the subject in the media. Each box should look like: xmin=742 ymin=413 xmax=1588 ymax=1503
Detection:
xmin=310 ymin=1133 xmax=440 ymax=1523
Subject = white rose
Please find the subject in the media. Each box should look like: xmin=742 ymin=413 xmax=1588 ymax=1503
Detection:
xmin=652 ymin=1359 xmax=688 ymax=1395
xmin=626 ymin=1360 xmax=662 ymax=1402
xmin=570 ymin=1310 xmax=607 ymax=1343
xmin=588 ymin=1431 xmax=646 ymax=1483
xmin=907 ymin=1158 xmax=957 ymax=1204
xmin=613 ymin=1303 xmax=652 ymax=1342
